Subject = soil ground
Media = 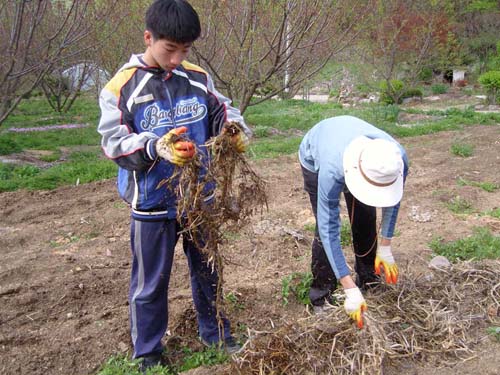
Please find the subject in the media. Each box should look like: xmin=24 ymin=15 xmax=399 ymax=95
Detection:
xmin=1 ymin=121 xmax=499 ymax=374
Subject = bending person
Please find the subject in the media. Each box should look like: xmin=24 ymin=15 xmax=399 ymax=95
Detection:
xmin=299 ymin=115 xmax=409 ymax=328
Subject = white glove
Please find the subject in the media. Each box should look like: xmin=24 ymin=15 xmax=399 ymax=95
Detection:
xmin=375 ymin=245 xmax=398 ymax=284
xmin=344 ymin=287 xmax=367 ymax=329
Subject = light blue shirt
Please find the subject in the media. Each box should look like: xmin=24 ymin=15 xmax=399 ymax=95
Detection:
xmin=299 ymin=116 xmax=409 ymax=279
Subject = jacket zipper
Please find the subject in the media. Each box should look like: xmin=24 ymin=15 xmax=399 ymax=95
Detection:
xmin=143 ymin=72 xmax=176 ymax=206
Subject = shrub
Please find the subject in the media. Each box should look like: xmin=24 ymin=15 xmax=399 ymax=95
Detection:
xmin=379 ymin=79 xmax=405 ymax=104
xmin=478 ymin=70 xmax=500 ymax=104
xmin=355 ymin=83 xmax=371 ymax=95
xmin=431 ymin=84 xmax=448 ymax=94
xmin=418 ymin=67 xmax=433 ymax=83
xmin=402 ymin=88 xmax=423 ymax=100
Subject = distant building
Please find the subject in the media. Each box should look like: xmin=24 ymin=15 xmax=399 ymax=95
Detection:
xmin=62 ymin=63 xmax=110 ymax=92
xmin=452 ymin=69 xmax=466 ymax=85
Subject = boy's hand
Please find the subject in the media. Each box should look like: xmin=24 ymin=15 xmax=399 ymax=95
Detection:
xmin=344 ymin=287 xmax=367 ymax=329
xmin=156 ymin=127 xmax=195 ymax=166
xmin=375 ymin=245 xmax=398 ymax=284
xmin=222 ymin=122 xmax=249 ymax=153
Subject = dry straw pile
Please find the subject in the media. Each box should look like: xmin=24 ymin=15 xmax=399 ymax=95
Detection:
xmin=231 ymin=261 xmax=500 ymax=374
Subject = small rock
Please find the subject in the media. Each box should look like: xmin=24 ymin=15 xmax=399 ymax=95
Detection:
xmin=105 ymin=249 xmax=113 ymax=257
xmin=427 ymin=95 xmax=441 ymax=101
xmin=408 ymin=206 xmax=432 ymax=222
xmin=67 ymin=312 xmax=74 ymax=319
xmin=429 ymin=255 xmax=452 ymax=271
xmin=118 ymin=341 xmax=129 ymax=352
xmin=423 ymin=274 xmax=434 ymax=282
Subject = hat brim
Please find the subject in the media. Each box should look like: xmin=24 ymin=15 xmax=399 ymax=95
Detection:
xmin=343 ymin=136 xmax=404 ymax=207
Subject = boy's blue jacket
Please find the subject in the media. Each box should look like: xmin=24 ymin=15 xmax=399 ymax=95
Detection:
xmin=98 ymin=54 xmax=250 ymax=221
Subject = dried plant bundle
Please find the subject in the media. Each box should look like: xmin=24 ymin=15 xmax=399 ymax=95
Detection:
xmin=231 ymin=261 xmax=500 ymax=374
xmin=158 ymin=124 xmax=268 ymax=336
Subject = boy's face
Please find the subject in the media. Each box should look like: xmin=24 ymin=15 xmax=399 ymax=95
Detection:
xmin=143 ymin=30 xmax=191 ymax=71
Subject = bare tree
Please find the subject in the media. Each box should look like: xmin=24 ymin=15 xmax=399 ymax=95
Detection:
xmin=190 ymin=0 xmax=372 ymax=114
xmin=358 ymin=0 xmax=453 ymax=103
xmin=40 ymin=59 xmax=96 ymax=113
xmin=0 ymin=0 xmax=119 ymax=126
xmin=93 ymin=1 xmax=146 ymax=78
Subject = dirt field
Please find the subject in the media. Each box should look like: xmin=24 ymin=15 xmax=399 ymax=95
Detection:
xmin=1 ymin=124 xmax=499 ymax=374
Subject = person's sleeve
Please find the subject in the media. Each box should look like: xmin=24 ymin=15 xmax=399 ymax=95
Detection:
xmin=381 ymin=150 xmax=409 ymax=238
xmin=98 ymin=87 xmax=159 ymax=171
xmin=316 ymin=169 xmax=351 ymax=279
xmin=205 ymin=73 xmax=252 ymax=138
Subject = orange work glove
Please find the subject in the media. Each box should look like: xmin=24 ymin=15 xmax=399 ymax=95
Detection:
xmin=222 ymin=122 xmax=249 ymax=153
xmin=156 ymin=126 xmax=195 ymax=166
xmin=375 ymin=245 xmax=398 ymax=284
xmin=344 ymin=287 xmax=367 ymax=329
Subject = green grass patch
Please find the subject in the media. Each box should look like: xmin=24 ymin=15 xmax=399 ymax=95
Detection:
xmin=252 ymin=125 xmax=271 ymax=138
xmin=301 ymin=220 xmax=353 ymax=241
xmin=0 ymin=151 xmax=117 ymax=192
xmin=3 ymin=96 xmax=500 ymax=192
xmin=0 ymin=94 xmax=100 ymax=157
xmin=457 ymin=177 xmax=499 ymax=192
xmin=0 ymin=126 xmax=101 ymax=152
xmin=97 ymin=345 xmax=229 ymax=375
xmin=245 ymin=99 xmax=345 ymax=131
xmin=281 ymin=272 xmax=313 ymax=306
xmin=340 ymin=220 xmax=352 ymax=247
xmin=483 ymin=207 xmax=500 ymax=219
xmin=487 ymin=327 xmax=500 ymax=342
xmin=224 ymin=292 xmax=245 ymax=311
xmin=97 ymin=355 xmax=171 ymax=375
xmin=450 ymin=142 xmax=474 ymax=157
xmin=429 ymin=227 xmax=500 ymax=261
xmin=179 ymin=346 xmax=229 ymax=372
xmin=2 ymin=95 xmax=100 ymax=129
xmin=389 ymin=107 xmax=500 ymax=137
xmin=446 ymin=196 xmax=474 ymax=215
xmin=249 ymin=136 xmax=302 ymax=159
xmin=303 ymin=223 xmax=316 ymax=232
xmin=0 ymin=138 xmax=23 ymax=155
xmin=39 ymin=150 xmax=62 ymax=162
xmin=431 ymin=84 xmax=449 ymax=94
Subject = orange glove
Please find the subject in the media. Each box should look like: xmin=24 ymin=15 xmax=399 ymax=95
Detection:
xmin=156 ymin=127 xmax=195 ymax=166
xmin=375 ymin=245 xmax=398 ymax=284
xmin=344 ymin=287 xmax=367 ymax=329
xmin=223 ymin=122 xmax=249 ymax=153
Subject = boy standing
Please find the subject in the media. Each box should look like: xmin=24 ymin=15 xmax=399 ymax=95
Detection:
xmin=98 ymin=0 xmax=249 ymax=371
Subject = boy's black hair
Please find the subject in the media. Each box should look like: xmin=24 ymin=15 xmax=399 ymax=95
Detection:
xmin=145 ymin=0 xmax=201 ymax=43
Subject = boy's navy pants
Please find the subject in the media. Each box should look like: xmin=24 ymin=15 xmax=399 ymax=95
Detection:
xmin=129 ymin=218 xmax=231 ymax=358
